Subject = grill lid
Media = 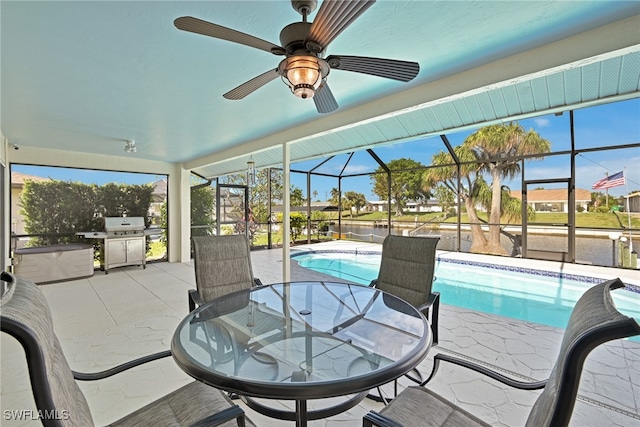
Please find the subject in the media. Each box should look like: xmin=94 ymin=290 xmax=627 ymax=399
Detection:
xmin=103 ymin=217 xmax=145 ymax=232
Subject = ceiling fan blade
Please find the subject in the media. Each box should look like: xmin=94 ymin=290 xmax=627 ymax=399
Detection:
xmin=174 ymin=16 xmax=284 ymax=55
xmin=223 ymin=69 xmax=280 ymax=100
xmin=314 ymin=82 xmax=338 ymax=114
xmin=306 ymin=0 xmax=375 ymax=50
xmin=326 ymin=55 xmax=419 ymax=82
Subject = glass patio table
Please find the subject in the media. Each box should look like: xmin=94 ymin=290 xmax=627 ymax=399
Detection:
xmin=171 ymin=281 xmax=432 ymax=427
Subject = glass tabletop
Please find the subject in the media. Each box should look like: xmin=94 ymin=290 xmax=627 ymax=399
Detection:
xmin=171 ymin=281 xmax=431 ymax=400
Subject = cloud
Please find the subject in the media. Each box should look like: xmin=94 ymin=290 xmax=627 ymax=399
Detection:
xmin=534 ymin=118 xmax=551 ymax=127
xmin=343 ymin=164 xmax=372 ymax=174
xmin=500 ymin=154 xmax=640 ymax=196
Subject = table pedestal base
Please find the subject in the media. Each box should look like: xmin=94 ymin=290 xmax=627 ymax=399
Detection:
xmin=242 ymin=391 xmax=368 ymax=427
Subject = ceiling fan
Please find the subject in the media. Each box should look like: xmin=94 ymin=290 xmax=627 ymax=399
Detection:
xmin=174 ymin=0 xmax=419 ymax=114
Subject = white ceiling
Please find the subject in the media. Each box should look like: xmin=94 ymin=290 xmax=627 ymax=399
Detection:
xmin=2 ymin=1 xmax=639 ymax=179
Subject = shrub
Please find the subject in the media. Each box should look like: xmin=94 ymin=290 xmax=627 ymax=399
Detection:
xmin=21 ymin=180 xmax=153 ymax=247
xmin=274 ymin=212 xmax=307 ymax=243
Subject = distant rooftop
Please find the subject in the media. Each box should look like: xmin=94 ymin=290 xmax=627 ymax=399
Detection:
xmin=10 ymin=171 xmax=51 ymax=186
xmin=511 ymin=188 xmax=591 ymax=202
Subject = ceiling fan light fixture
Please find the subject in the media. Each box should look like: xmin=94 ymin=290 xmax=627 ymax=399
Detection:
xmin=278 ymin=56 xmax=329 ymax=99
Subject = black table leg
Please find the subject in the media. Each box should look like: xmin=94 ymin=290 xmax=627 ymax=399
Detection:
xmin=295 ymin=400 xmax=307 ymax=427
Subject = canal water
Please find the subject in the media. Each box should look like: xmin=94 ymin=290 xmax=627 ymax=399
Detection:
xmin=329 ymin=223 xmax=635 ymax=268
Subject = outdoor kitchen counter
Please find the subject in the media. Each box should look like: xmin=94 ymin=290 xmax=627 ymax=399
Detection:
xmin=77 ymin=231 xmax=108 ymax=239
xmin=77 ymin=217 xmax=147 ymax=273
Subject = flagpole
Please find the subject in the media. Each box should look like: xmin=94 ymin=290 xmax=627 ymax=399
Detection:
xmin=625 ymin=167 xmax=633 ymax=253
xmin=604 ymin=171 xmax=609 ymax=209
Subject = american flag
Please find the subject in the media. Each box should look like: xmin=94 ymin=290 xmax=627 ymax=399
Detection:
xmin=592 ymin=171 xmax=625 ymax=190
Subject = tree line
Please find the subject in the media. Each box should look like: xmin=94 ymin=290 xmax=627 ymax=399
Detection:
xmin=20 ymin=124 xmax=621 ymax=257
xmin=350 ymin=122 xmax=552 ymax=256
xmin=184 ymin=123 xmax=553 ymax=255
xmin=20 ymin=181 xmax=154 ymax=247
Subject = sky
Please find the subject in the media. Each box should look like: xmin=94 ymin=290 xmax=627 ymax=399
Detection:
xmin=11 ymin=166 xmax=165 ymax=187
xmin=11 ymin=98 xmax=640 ymax=201
xmin=290 ymin=97 xmax=640 ymax=200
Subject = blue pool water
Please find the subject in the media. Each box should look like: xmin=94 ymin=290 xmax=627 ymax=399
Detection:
xmin=291 ymin=251 xmax=640 ymax=330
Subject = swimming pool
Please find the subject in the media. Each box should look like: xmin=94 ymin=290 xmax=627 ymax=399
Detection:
xmin=291 ymin=250 xmax=640 ymax=330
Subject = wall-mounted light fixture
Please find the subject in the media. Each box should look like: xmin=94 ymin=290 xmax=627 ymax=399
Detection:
xmin=124 ymin=140 xmax=136 ymax=153
xmin=246 ymin=155 xmax=256 ymax=185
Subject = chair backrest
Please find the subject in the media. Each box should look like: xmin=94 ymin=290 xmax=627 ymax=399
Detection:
xmin=0 ymin=271 xmax=95 ymax=427
xmin=375 ymin=235 xmax=439 ymax=308
xmin=191 ymin=234 xmax=256 ymax=303
xmin=525 ymin=278 xmax=640 ymax=427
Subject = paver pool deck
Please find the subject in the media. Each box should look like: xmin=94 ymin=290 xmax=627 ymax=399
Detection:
xmin=1 ymin=241 xmax=638 ymax=426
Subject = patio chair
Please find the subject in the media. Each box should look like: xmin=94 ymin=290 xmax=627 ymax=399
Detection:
xmin=189 ymin=235 xmax=274 ymax=384
xmin=369 ymin=235 xmax=440 ymax=344
xmin=363 ymin=277 xmax=640 ymax=427
xmin=366 ymin=235 xmax=440 ymax=402
xmin=189 ymin=234 xmax=263 ymax=312
xmin=0 ymin=271 xmax=254 ymax=427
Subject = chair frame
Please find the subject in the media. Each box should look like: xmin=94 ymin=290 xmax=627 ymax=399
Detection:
xmin=0 ymin=271 xmax=249 ymax=427
xmin=366 ymin=235 xmax=440 ymax=403
xmin=364 ymin=278 xmax=640 ymax=427
xmin=369 ymin=235 xmax=440 ymax=345
xmin=189 ymin=234 xmax=263 ymax=312
xmin=370 ymin=281 xmax=440 ymax=346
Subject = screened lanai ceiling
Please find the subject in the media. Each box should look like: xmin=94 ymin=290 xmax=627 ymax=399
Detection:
xmin=2 ymin=1 xmax=639 ymax=178
xmin=191 ymin=46 xmax=640 ymax=178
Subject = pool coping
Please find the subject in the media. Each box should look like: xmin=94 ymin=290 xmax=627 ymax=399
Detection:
xmin=290 ymin=244 xmax=640 ymax=294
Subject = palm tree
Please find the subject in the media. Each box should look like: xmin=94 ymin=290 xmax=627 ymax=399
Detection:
xmin=424 ymin=146 xmax=491 ymax=253
xmin=329 ymin=187 xmax=340 ymax=206
xmin=424 ymin=123 xmax=551 ymax=255
xmin=477 ymin=182 xmax=536 ymax=256
xmin=465 ymin=123 xmax=550 ymax=254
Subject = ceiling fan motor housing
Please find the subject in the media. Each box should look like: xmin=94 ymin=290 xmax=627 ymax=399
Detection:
xmin=278 ymin=20 xmax=329 ymax=99
xmin=279 ymin=21 xmax=317 ymax=56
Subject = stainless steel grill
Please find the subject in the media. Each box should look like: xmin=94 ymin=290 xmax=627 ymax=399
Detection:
xmin=103 ymin=216 xmax=146 ymax=236
xmin=100 ymin=217 xmax=146 ymax=273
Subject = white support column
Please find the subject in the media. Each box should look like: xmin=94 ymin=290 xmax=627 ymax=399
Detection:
xmin=1 ymin=135 xmax=8 ymax=273
xmin=282 ymin=142 xmax=290 ymax=282
xmin=167 ymin=164 xmax=191 ymax=263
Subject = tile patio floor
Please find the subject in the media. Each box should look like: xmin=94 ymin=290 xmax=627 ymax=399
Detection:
xmin=1 ymin=241 xmax=639 ymax=426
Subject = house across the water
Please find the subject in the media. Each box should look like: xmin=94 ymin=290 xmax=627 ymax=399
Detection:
xmin=510 ymin=188 xmax=591 ymax=213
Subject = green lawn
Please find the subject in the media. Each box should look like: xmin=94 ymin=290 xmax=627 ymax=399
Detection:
xmin=145 ymin=210 xmax=638 ymax=256
xmin=252 ymin=232 xmax=333 ymax=247
xmin=346 ymin=211 xmax=640 ymax=228
xmin=353 ymin=211 xmax=442 ymax=222
xmin=147 ymin=241 xmax=167 ymax=259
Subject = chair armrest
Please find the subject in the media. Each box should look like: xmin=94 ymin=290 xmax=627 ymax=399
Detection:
xmin=416 ymin=291 xmax=439 ymax=312
xmin=253 ymin=278 xmax=263 ymax=287
xmin=416 ymin=291 xmax=440 ymax=345
xmin=73 ymin=350 xmax=172 ymax=381
xmin=189 ymin=288 xmax=205 ymax=312
xmin=421 ymin=353 xmax=546 ymax=390
xmin=363 ymin=410 xmax=404 ymax=427
xmin=369 ymin=279 xmax=377 ymax=287
xmin=188 ymin=404 xmax=247 ymax=427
